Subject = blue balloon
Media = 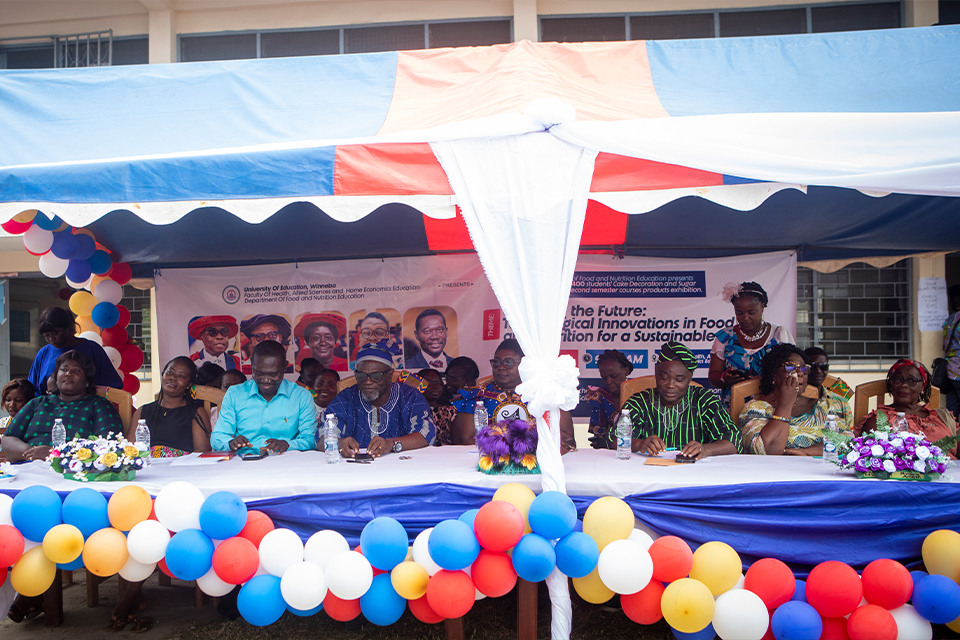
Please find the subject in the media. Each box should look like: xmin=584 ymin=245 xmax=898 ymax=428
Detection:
xmin=288 ymin=602 xmax=323 ymax=617
xmin=57 ymin=556 xmax=86 ymax=571
xmin=91 ymin=302 xmax=120 ymax=330
xmin=51 ymin=231 xmax=80 ymax=260
xmin=555 ymin=531 xmax=598 ymax=579
xmin=199 ymin=491 xmax=247 ymax=541
xmin=910 ymin=570 xmax=929 ymax=589
xmin=528 ymin=491 xmax=577 ymax=540
xmin=671 ymin=622 xmax=716 ymax=640
xmin=238 ymin=575 xmax=286 ymax=627
xmin=88 ymin=250 xmax=112 ymax=276
xmin=73 ymin=234 xmax=96 ymax=261
xmin=428 ymin=519 xmax=480 ymax=571
xmin=165 ymin=529 xmax=215 ymax=581
xmin=62 ymin=487 xmax=110 ymax=539
xmin=11 ymin=485 xmax=62 ymax=542
xmin=66 ymin=259 xmax=92 ymax=283
xmin=573 ymin=519 xmax=583 ymax=533
xmin=360 ymin=573 xmax=406 ymax=626
xmin=511 ymin=533 xmax=556 ymax=583
xmin=771 ymin=601 xmax=823 ymax=640
xmin=791 ymin=579 xmax=807 ymax=602
xmin=32 ymin=213 xmax=63 ymax=231
xmin=360 ymin=517 xmax=409 ymax=571
xmin=458 ymin=509 xmax=480 ymax=529
xmin=912 ymin=574 xmax=960 ymax=624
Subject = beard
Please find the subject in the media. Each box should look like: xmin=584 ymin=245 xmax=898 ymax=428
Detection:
xmin=361 ymin=387 xmax=382 ymax=402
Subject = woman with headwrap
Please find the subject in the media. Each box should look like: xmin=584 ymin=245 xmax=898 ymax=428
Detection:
xmin=611 ymin=341 xmax=741 ymax=460
xmin=582 ymin=349 xmax=634 ymax=449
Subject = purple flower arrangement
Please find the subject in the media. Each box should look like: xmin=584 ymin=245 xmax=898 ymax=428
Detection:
xmin=476 ymin=419 xmax=540 ymax=475
xmin=831 ymin=423 xmax=950 ymax=479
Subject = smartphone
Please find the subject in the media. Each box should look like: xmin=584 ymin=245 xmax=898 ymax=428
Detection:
xmin=675 ymin=454 xmax=697 ymax=464
xmin=240 ymin=450 xmax=266 ymax=461
xmin=354 ymin=452 xmax=374 ymax=461
xmin=347 ymin=458 xmax=372 ymax=464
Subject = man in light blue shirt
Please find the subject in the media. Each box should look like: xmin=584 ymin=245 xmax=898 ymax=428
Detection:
xmin=211 ymin=340 xmax=316 ymax=453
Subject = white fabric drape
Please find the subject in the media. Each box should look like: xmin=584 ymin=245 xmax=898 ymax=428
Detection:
xmin=432 ymin=130 xmax=597 ymax=640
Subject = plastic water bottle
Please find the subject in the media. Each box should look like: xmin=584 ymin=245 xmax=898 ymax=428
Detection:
xmin=324 ymin=414 xmax=340 ymax=464
xmin=473 ymin=401 xmax=488 ymax=442
xmin=823 ymin=413 xmax=839 ymax=464
xmin=893 ymin=412 xmax=908 ymax=433
xmin=51 ymin=418 xmax=66 ymax=451
xmin=616 ymin=411 xmax=632 ymax=460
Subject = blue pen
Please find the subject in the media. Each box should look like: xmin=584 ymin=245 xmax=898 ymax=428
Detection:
xmin=665 ymin=447 xmax=678 ymax=451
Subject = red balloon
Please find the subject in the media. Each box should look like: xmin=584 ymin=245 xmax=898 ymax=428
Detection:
xmin=847 ymin=604 xmax=897 ymax=640
xmin=471 ymin=549 xmax=517 ymax=597
xmin=408 ymin=594 xmax=445 ymax=624
xmin=119 ymin=345 xmax=144 ymax=373
xmin=158 ymin=557 xmax=174 ymax=578
xmin=744 ymin=558 xmax=796 ymax=609
xmin=648 ymin=536 xmax=693 ymax=583
xmin=57 ymin=288 xmax=72 ymax=301
xmin=621 ymin=579 xmax=665 ymax=625
xmin=0 ymin=566 xmax=7 ymax=587
xmin=0 ymin=524 xmax=26 ymax=567
xmin=212 ymin=537 xmax=259 ymax=584
xmin=114 ymin=305 xmax=131 ymax=328
xmin=761 ymin=610 xmax=775 ymax=640
xmin=473 ymin=500 xmax=524 ymax=552
xmin=806 ymin=561 xmax=863 ymax=618
xmin=149 ymin=499 xmax=158 ymax=521
xmin=238 ymin=511 xmax=274 ymax=548
xmin=324 ymin=591 xmax=361 ymax=621
xmin=24 ymin=246 xmax=48 ymax=257
xmin=821 ymin=616 xmax=851 ymax=640
xmin=110 ymin=262 xmax=133 ymax=286
xmin=122 ymin=373 xmax=140 ymax=395
xmin=426 ymin=570 xmax=475 ymax=619
xmin=1 ymin=218 xmax=33 ymax=234
xmin=861 ymin=559 xmax=912 ymax=610
xmin=101 ymin=326 xmax=129 ymax=349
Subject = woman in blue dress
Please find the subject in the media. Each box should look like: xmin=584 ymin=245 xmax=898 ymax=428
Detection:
xmin=582 ymin=349 xmax=633 ymax=448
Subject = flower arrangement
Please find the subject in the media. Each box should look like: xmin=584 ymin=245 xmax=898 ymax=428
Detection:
xmin=825 ymin=416 xmax=953 ymax=481
xmin=718 ymin=281 xmax=743 ymax=304
xmin=47 ymin=433 xmax=148 ymax=482
xmin=476 ymin=419 xmax=540 ymax=475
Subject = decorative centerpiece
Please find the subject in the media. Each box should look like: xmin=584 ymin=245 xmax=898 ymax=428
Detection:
xmin=0 ymin=461 xmax=17 ymax=482
xmin=48 ymin=433 xmax=148 ymax=482
xmin=825 ymin=419 xmax=955 ymax=481
xmin=476 ymin=419 xmax=540 ymax=475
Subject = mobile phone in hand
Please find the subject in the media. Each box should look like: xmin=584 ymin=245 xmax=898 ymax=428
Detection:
xmin=675 ymin=454 xmax=697 ymax=463
xmin=240 ymin=449 xmax=266 ymax=461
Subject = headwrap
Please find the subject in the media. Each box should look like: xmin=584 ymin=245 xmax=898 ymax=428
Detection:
xmin=355 ymin=340 xmax=395 ymax=368
xmin=658 ymin=341 xmax=698 ymax=371
xmin=889 ymin=359 xmax=928 ymax=386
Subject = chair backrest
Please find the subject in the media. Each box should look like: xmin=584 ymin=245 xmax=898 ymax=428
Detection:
xmin=192 ymin=385 xmax=226 ymax=414
xmin=96 ymin=386 xmax=134 ymax=427
xmin=476 ymin=375 xmax=494 ymax=388
xmin=619 ymin=376 xmax=703 ymax=411
xmin=853 ymin=379 xmax=941 ymax=427
xmin=338 ymin=371 xmax=423 ymax=393
xmin=730 ymin=378 xmax=832 ymax=423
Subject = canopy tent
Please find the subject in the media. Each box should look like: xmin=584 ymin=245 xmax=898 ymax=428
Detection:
xmin=3 ymin=26 xmax=960 ymax=639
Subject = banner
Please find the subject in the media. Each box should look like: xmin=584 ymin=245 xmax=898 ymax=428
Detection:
xmin=155 ymin=251 xmax=796 ymax=382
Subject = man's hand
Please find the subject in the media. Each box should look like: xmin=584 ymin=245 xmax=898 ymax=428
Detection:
xmin=23 ymin=445 xmax=52 ymax=461
xmin=339 ymin=437 xmax=360 ymax=458
xmin=368 ymin=436 xmax=393 ymax=458
xmin=680 ymin=440 xmax=703 ymax=460
xmin=263 ymin=439 xmax=289 ymax=454
xmin=228 ymin=435 xmax=252 ymax=451
xmin=637 ymin=435 xmax=666 ymax=456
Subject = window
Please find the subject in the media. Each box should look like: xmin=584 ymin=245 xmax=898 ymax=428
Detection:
xmin=719 ymin=8 xmax=807 ymax=37
xmin=0 ymin=45 xmax=55 ymax=69
xmin=261 ymin=30 xmax=339 ymax=58
xmin=0 ymin=33 xmax=148 ymax=69
xmin=540 ymin=16 xmax=625 ymax=43
xmin=630 ymin=13 xmax=715 ymax=40
xmin=112 ymin=37 xmax=149 ymax=65
xmin=181 ymin=33 xmax=257 ymax=62
xmin=121 ymin=285 xmax=152 ymax=373
xmin=795 ymin=261 xmax=910 ymax=368
xmin=429 ymin=20 xmax=512 ymax=48
xmin=10 ymin=309 xmax=31 ymax=343
xmin=812 ymin=3 xmax=900 ymax=32
xmin=344 ymin=24 xmax=425 ymax=54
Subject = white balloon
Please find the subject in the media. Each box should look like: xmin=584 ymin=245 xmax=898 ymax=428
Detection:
xmin=280 ymin=561 xmax=327 ymax=611
xmin=713 ymin=589 xmax=769 ymax=640
xmin=119 ymin=556 xmax=156 ymax=582
xmin=94 ymin=279 xmax=123 ymax=305
xmin=462 ymin=564 xmax=486 ymax=601
xmin=127 ymin=520 xmax=171 ymax=564
xmin=103 ymin=346 xmax=122 ymax=371
xmin=890 ymin=604 xmax=933 ymax=640
xmin=733 ymin=573 xmax=745 ymax=589
xmin=22 ymin=538 xmax=41 ymax=552
xmin=412 ymin=528 xmax=442 ymax=577
xmin=154 ymin=481 xmax=204 ymax=532
xmin=303 ymin=530 xmax=349 ymax=571
xmin=0 ymin=494 xmax=12 ymax=526
xmin=38 ymin=252 xmax=69 ymax=278
xmin=597 ymin=539 xmax=653 ymax=595
xmin=66 ymin=274 xmax=92 ymax=290
xmin=197 ymin=567 xmax=236 ymax=597
xmin=23 ymin=226 xmax=54 ymax=254
xmin=79 ymin=330 xmax=103 ymax=346
xmin=628 ymin=529 xmax=655 ymax=551
xmin=325 ymin=551 xmax=373 ymax=600
xmin=253 ymin=561 xmax=270 ymax=578
xmin=258 ymin=528 xmax=304 ymax=577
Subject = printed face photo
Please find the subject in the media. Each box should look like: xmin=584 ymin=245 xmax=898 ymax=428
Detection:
xmin=402 ymin=306 xmax=458 ymax=370
xmin=293 ymin=312 xmax=348 ymax=372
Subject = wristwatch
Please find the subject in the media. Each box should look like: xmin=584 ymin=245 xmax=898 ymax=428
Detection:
xmin=392 ymin=439 xmax=403 ymax=453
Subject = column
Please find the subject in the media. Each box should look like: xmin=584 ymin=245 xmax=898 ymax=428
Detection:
xmin=513 ymin=0 xmax=539 ymax=42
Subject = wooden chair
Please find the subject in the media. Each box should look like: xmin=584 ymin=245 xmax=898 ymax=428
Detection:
xmin=476 ymin=375 xmax=494 ymax=387
xmin=619 ymin=376 xmax=703 ymax=410
xmin=96 ymin=386 xmax=134 ymax=426
xmin=730 ymin=378 xmax=820 ymax=424
xmin=853 ymin=380 xmax=941 ymax=427
xmin=192 ymin=385 xmax=225 ymax=413
xmin=337 ymin=371 xmax=424 ymax=393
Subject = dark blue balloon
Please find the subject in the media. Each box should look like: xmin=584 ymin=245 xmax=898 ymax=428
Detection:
xmin=360 ymin=517 xmax=408 ymax=571
xmin=66 ymin=259 xmax=92 ymax=283
xmin=458 ymin=509 xmax=480 ymax=530
xmin=73 ymin=234 xmax=96 ymax=261
xmin=62 ymin=487 xmax=110 ymax=539
xmin=57 ymin=556 xmax=86 ymax=571
xmin=671 ymin=621 xmax=716 ymax=640
xmin=238 ymin=575 xmax=286 ymax=627
xmin=771 ymin=601 xmax=823 ymax=640
xmin=528 ymin=491 xmax=577 ymax=540
xmin=912 ymin=574 xmax=960 ymax=624
xmin=288 ymin=602 xmax=323 ymax=617
xmin=512 ymin=533 xmax=556 ymax=583
xmin=909 ymin=570 xmax=929 ymax=590
xmin=428 ymin=519 xmax=480 ymax=571
xmin=791 ymin=579 xmax=807 ymax=602
xmin=51 ymin=231 xmax=80 ymax=260
xmin=555 ymin=531 xmax=598 ymax=579
xmin=32 ymin=213 xmax=63 ymax=231
xmin=360 ymin=574 xmax=406 ymax=626
xmin=198 ymin=491 xmax=247 ymax=541
xmin=11 ymin=485 xmax=62 ymax=542
xmin=165 ymin=529 xmax=215 ymax=581
xmin=91 ymin=302 xmax=120 ymax=330
xmin=88 ymin=250 xmax=112 ymax=276
xmin=573 ymin=519 xmax=583 ymax=533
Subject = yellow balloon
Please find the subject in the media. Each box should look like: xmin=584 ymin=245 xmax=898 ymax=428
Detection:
xmin=948 ymin=614 xmax=960 ymax=634
xmin=69 ymin=291 xmax=98 ymax=317
xmin=82 ymin=528 xmax=129 ymax=577
xmin=572 ymin=566 xmax=615 ymax=604
xmin=493 ymin=483 xmax=537 ymax=535
xmin=689 ymin=541 xmax=742 ymax=596
xmin=13 ymin=209 xmax=39 ymax=223
xmin=661 ymin=578 xmax=715 ymax=634
xmin=583 ymin=496 xmax=634 ymax=552
xmin=922 ymin=530 xmax=960 ymax=583
xmin=42 ymin=524 xmax=85 ymax=564
xmin=11 ymin=547 xmax=57 ymax=597
xmin=405 ymin=546 xmax=414 ymax=562
xmin=391 ymin=561 xmax=430 ymax=600
xmin=77 ymin=315 xmax=98 ymax=334
xmin=90 ymin=274 xmax=111 ymax=292
xmin=108 ymin=485 xmax=153 ymax=532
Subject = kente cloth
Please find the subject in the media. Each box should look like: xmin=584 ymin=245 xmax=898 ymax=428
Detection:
xmin=453 ymin=382 xmax=532 ymax=425
xmin=740 ymin=397 xmax=829 ymax=454
xmin=617 ymin=386 xmax=742 ymax=452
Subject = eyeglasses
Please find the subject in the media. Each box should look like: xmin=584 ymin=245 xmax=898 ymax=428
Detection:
xmin=783 ymin=364 xmax=810 ymax=374
xmin=355 ymin=370 xmax=389 ymax=383
xmin=809 ymin=363 xmax=829 ymax=373
xmin=249 ymin=331 xmax=282 ymax=342
xmin=360 ymin=328 xmax=390 ymax=340
xmin=890 ymin=376 xmax=923 ymax=388
xmin=490 ymin=358 xmax=519 ymax=369
xmin=202 ymin=327 xmax=231 ymax=338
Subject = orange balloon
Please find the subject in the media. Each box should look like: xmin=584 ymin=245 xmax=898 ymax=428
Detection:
xmin=73 ymin=227 xmax=96 ymax=240
xmin=108 ymin=485 xmax=153 ymax=532
xmin=82 ymin=528 xmax=129 ymax=577
xmin=13 ymin=209 xmax=38 ymax=223
xmin=10 ymin=547 xmax=57 ymax=597
xmin=77 ymin=315 xmax=98 ymax=334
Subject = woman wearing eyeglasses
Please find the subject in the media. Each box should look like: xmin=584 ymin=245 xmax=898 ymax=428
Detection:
xmin=739 ymin=344 xmax=828 ymax=455
xmin=803 ymin=347 xmax=853 ymax=435
xmin=855 ymin=359 xmax=957 ymax=457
